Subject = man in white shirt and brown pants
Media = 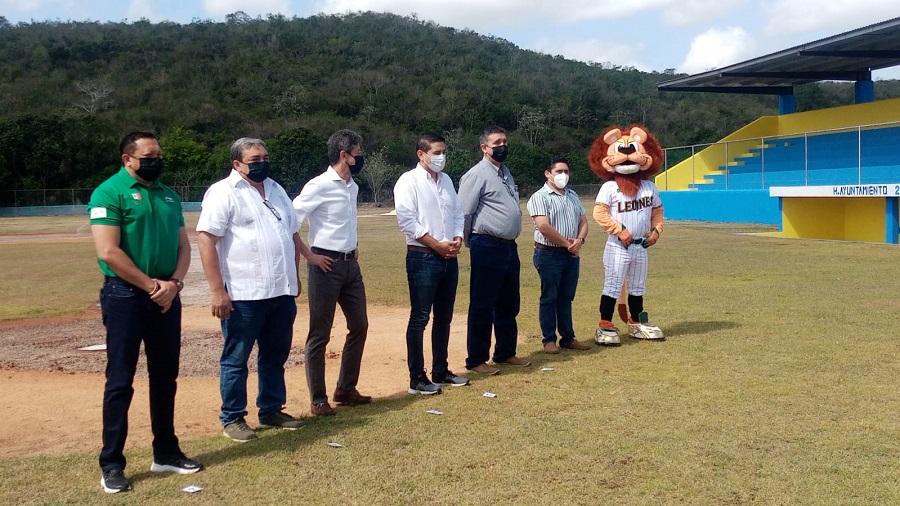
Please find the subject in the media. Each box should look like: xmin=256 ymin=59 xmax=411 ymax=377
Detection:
xmin=197 ymin=137 xmax=305 ymax=443
xmin=393 ymin=132 xmax=470 ymax=396
xmin=293 ymin=129 xmax=372 ymax=416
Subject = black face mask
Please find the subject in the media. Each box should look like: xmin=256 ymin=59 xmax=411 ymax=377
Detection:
xmin=490 ymin=145 xmax=509 ymax=164
xmin=246 ymin=161 xmax=271 ymax=183
xmin=350 ymin=155 xmax=365 ymax=175
xmin=134 ymin=157 xmax=164 ymax=182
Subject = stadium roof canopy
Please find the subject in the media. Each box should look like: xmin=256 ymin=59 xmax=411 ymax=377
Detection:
xmin=658 ymin=16 xmax=900 ymax=96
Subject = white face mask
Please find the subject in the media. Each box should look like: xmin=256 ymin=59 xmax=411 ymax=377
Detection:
xmin=427 ymin=153 xmax=446 ymax=173
xmin=552 ymin=173 xmax=569 ymax=189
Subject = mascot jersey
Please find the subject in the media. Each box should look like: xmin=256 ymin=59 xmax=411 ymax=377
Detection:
xmin=596 ymin=179 xmax=661 ymax=245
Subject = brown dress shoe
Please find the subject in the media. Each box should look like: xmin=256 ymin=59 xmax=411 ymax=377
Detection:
xmin=311 ymin=402 xmax=336 ymax=416
xmin=333 ymin=388 xmax=372 ymax=406
xmin=561 ymin=340 xmax=591 ymax=351
xmin=500 ymin=356 xmax=531 ymax=367
xmin=543 ymin=342 xmax=560 ymax=354
xmin=467 ymin=363 xmax=500 ymax=375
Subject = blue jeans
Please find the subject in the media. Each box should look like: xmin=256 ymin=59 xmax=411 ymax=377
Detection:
xmin=219 ymin=296 xmax=297 ymax=426
xmin=466 ymin=234 xmax=520 ymax=368
xmin=533 ymin=248 xmax=580 ymax=346
xmin=405 ymin=251 xmax=458 ymax=379
xmin=99 ymin=277 xmax=182 ymax=472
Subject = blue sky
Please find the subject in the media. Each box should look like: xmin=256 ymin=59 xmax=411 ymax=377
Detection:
xmin=3 ymin=0 xmax=899 ymax=79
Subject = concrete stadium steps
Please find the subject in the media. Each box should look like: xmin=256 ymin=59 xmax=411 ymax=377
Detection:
xmin=692 ymin=125 xmax=900 ymax=190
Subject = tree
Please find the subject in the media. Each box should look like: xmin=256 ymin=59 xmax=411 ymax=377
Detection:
xmin=516 ymin=105 xmax=547 ymax=146
xmin=72 ymin=79 xmax=115 ymax=114
xmin=267 ymin=127 xmax=328 ymax=195
xmin=358 ymin=149 xmax=399 ymax=206
xmin=159 ymin=127 xmax=212 ymax=196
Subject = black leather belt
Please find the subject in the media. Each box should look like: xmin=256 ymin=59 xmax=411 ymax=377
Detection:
xmin=407 ymin=245 xmax=439 ymax=255
xmin=472 ymin=233 xmax=516 ymax=244
xmin=312 ymin=247 xmax=357 ymax=261
xmin=104 ymin=275 xmax=173 ymax=286
xmin=534 ymin=242 xmax=569 ymax=252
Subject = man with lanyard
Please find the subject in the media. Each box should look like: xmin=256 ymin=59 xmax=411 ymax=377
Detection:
xmin=197 ymin=137 xmax=305 ymax=443
xmin=526 ymin=156 xmax=591 ymax=354
xmin=393 ymin=132 xmax=469 ymax=395
xmin=88 ymin=131 xmax=202 ymax=494
xmin=459 ymin=125 xmax=530 ymax=375
xmin=293 ymin=129 xmax=372 ymax=416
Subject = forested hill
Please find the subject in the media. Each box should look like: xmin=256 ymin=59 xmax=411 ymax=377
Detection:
xmin=1 ymin=11 xmax=896 ymax=201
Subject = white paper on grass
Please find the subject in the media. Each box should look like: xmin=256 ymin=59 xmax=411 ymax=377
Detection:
xmin=182 ymin=485 xmax=203 ymax=493
xmin=482 ymin=392 xmax=497 ymax=398
xmin=78 ymin=344 xmax=106 ymax=351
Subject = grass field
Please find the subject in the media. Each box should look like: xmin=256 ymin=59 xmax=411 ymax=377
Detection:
xmin=2 ymin=207 xmax=900 ymax=504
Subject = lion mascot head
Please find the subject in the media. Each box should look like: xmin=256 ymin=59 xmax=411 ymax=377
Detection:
xmin=588 ymin=125 xmax=663 ymax=197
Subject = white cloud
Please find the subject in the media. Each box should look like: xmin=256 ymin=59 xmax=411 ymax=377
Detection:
xmin=126 ymin=0 xmax=163 ymax=22
xmin=678 ymin=26 xmax=755 ymax=74
xmin=314 ymin=0 xmax=700 ymax=32
xmin=0 ymin=0 xmax=72 ymax=14
xmin=661 ymin=0 xmax=748 ymax=28
xmin=201 ymin=0 xmax=293 ymax=19
xmin=533 ymin=35 xmax=649 ymax=70
xmin=761 ymin=0 xmax=899 ymax=37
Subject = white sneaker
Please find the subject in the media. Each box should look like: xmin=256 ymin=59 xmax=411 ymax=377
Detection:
xmin=594 ymin=321 xmax=621 ymax=346
xmin=627 ymin=321 xmax=665 ymax=340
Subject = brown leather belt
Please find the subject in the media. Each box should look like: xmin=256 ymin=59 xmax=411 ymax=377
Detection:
xmin=312 ymin=247 xmax=357 ymax=261
xmin=407 ymin=245 xmax=438 ymax=255
xmin=534 ymin=242 xmax=569 ymax=252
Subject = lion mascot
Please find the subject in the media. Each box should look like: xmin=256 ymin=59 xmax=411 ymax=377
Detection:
xmin=588 ymin=125 xmax=665 ymax=345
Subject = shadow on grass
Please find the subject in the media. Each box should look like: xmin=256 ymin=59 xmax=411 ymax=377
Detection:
xmin=461 ymin=338 xmax=610 ymax=383
xmin=664 ymin=320 xmax=739 ymax=337
xmin=128 ymin=393 xmax=425 ymax=486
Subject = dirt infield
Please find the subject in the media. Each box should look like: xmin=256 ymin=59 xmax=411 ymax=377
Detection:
xmin=0 ymin=236 xmax=473 ymax=459
xmin=0 ymin=304 xmax=471 ymax=459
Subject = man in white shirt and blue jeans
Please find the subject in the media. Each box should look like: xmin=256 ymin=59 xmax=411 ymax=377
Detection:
xmin=393 ymin=132 xmax=470 ymax=395
xmin=293 ymin=129 xmax=372 ymax=416
xmin=197 ymin=138 xmax=305 ymax=442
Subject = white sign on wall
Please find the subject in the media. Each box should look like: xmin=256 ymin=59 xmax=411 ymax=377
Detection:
xmin=770 ymin=184 xmax=900 ymax=197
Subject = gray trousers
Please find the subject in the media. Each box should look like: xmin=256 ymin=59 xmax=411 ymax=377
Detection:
xmin=305 ymin=258 xmax=368 ymax=405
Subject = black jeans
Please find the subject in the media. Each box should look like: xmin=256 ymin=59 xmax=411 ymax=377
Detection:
xmin=465 ymin=234 xmax=521 ymax=368
xmin=305 ymin=259 xmax=368 ymax=405
xmin=99 ymin=277 xmax=182 ymax=472
xmin=405 ymin=251 xmax=458 ymax=379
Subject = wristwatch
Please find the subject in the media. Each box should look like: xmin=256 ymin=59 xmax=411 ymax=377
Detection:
xmin=169 ymin=278 xmax=184 ymax=292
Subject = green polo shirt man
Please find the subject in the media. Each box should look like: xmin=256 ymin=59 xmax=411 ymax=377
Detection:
xmin=87 ymin=131 xmax=201 ymax=495
xmin=90 ymin=167 xmax=184 ymax=278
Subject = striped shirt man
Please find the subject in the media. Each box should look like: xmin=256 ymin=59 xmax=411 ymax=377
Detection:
xmin=527 ymin=184 xmax=586 ymax=247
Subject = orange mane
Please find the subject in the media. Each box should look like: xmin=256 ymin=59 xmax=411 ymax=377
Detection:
xmin=588 ymin=124 xmax=663 ymax=197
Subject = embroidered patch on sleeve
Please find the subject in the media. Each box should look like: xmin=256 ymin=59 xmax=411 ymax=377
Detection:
xmin=90 ymin=207 xmax=108 ymax=219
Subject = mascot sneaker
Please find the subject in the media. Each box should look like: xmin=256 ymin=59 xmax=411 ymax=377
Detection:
xmin=594 ymin=320 xmax=622 ymax=346
xmin=627 ymin=312 xmax=664 ymax=340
